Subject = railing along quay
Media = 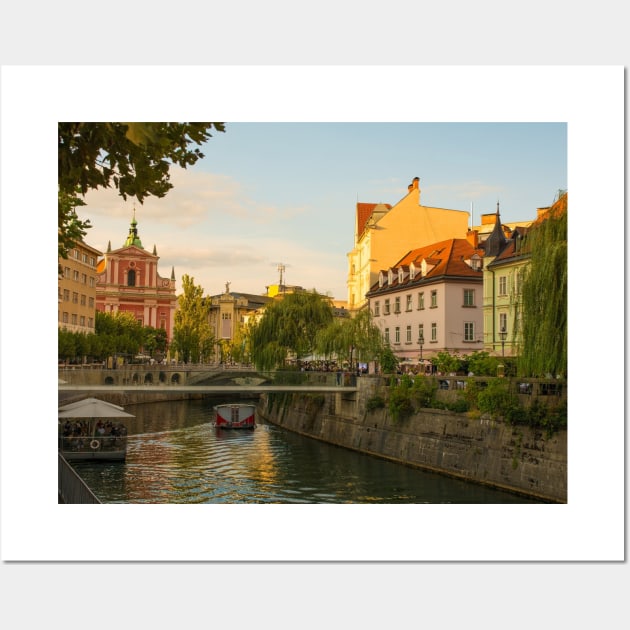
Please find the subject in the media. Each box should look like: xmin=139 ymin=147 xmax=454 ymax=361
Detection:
xmin=58 ymin=453 xmax=101 ymax=504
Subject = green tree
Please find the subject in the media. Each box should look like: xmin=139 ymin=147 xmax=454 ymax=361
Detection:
xmin=467 ymin=351 xmax=501 ymax=376
xmin=171 ymin=275 xmax=214 ymax=363
xmin=58 ymin=122 xmax=225 ymax=259
xmin=143 ymin=326 xmax=168 ymax=357
xmin=315 ymin=308 xmax=389 ymax=369
xmin=433 ymin=351 xmax=465 ymax=374
xmin=518 ymin=197 xmax=567 ymax=377
xmin=94 ymin=310 xmax=145 ymax=358
xmin=250 ymin=291 xmax=334 ymax=371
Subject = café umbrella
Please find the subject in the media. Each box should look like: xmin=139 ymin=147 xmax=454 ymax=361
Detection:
xmin=58 ymin=397 xmax=135 ymax=418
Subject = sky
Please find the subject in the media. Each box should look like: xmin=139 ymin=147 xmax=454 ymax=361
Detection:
xmin=81 ymin=121 xmax=567 ymax=301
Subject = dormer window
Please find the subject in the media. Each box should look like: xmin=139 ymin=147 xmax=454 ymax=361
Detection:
xmin=409 ymin=263 xmax=416 ymax=280
xmin=378 ymin=271 xmax=385 ymax=288
xmin=388 ymin=269 xmax=394 ymax=285
xmin=469 ymin=254 xmax=482 ymax=271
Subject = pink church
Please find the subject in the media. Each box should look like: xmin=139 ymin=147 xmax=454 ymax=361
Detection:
xmin=95 ymin=212 xmax=178 ymax=341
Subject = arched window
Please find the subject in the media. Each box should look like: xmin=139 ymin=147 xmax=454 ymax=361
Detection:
xmin=128 ymin=269 xmax=136 ymax=286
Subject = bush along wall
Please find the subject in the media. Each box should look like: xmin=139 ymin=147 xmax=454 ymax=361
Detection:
xmin=383 ymin=375 xmax=566 ymax=437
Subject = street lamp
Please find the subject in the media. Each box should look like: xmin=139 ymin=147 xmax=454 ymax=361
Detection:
xmin=417 ymin=333 xmax=424 ymax=362
xmin=499 ymin=327 xmax=507 ymax=358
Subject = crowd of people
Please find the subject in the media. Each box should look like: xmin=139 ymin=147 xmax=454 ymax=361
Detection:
xmin=60 ymin=419 xmax=128 ymax=450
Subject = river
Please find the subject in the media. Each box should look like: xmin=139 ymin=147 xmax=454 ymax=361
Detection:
xmin=70 ymin=398 xmax=541 ymax=503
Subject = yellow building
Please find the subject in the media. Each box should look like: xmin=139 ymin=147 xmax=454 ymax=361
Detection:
xmin=58 ymin=240 xmax=102 ymax=334
xmin=347 ymin=177 xmax=469 ymax=312
xmin=482 ymin=195 xmax=567 ymax=357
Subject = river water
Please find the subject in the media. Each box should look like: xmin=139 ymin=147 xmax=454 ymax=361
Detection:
xmin=70 ymin=398 xmax=540 ymax=503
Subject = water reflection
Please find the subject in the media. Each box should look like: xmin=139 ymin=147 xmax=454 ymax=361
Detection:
xmin=71 ymin=398 xmax=541 ymax=504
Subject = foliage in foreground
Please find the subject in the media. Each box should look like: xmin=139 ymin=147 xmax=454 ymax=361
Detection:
xmin=58 ymin=122 xmax=225 ymax=259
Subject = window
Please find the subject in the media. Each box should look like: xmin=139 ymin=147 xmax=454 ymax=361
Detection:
xmin=81 ymin=273 xmax=87 ymax=284
xmin=80 ymin=294 xmax=86 ymax=306
xmin=80 ymin=316 xmax=85 ymax=326
xmin=72 ymin=292 xmax=78 ymax=304
xmin=64 ymin=267 xmax=71 ymax=278
xmin=406 ymin=325 xmax=412 ymax=343
xmin=89 ymin=256 xmax=96 ymax=267
xmin=88 ymin=317 xmax=94 ymax=328
xmin=63 ymin=289 xmax=70 ymax=301
xmin=406 ymin=294 xmax=413 ymax=311
xmin=88 ymin=297 xmax=94 ymax=308
xmin=384 ymin=328 xmax=390 ymax=343
xmin=418 ymin=292 xmax=424 ymax=310
xmin=418 ymin=323 xmax=424 ymax=342
xmin=89 ymin=277 xmax=95 ymax=288
xmin=394 ymin=327 xmax=400 ymax=343
xmin=394 ymin=297 xmax=401 ymax=313
xmin=373 ymin=301 xmax=380 ymax=317
xmin=73 ymin=270 xmax=79 ymax=281
xmin=71 ymin=314 xmax=77 ymax=325
xmin=128 ymin=269 xmax=136 ymax=286
xmin=384 ymin=299 xmax=390 ymax=315
xmin=463 ymin=289 xmax=475 ymax=307
xmin=62 ymin=312 xmax=69 ymax=324
xmin=431 ymin=322 xmax=437 ymax=341
xmin=499 ymin=312 xmax=507 ymax=333
xmin=464 ymin=322 xmax=475 ymax=342
xmin=430 ymin=290 xmax=437 ymax=308
xmin=498 ymin=276 xmax=507 ymax=296
xmin=82 ymin=253 xmax=88 ymax=263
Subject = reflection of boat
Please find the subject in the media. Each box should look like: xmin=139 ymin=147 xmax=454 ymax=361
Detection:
xmin=58 ymin=397 xmax=134 ymax=461
xmin=214 ymin=403 xmax=256 ymax=429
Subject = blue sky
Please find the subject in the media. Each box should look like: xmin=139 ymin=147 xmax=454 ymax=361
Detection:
xmin=82 ymin=121 xmax=567 ymax=301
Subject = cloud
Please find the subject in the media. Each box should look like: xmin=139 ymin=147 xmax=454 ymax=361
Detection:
xmin=83 ymin=167 xmax=308 ymax=230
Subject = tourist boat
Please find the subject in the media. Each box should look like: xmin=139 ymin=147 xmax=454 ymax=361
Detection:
xmin=214 ymin=403 xmax=256 ymax=429
xmin=58 ymin=397 xmax=134 ymax=461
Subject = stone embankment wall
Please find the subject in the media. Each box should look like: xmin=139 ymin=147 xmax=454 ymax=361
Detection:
xmin=258 ymin=378 xmax=567 ymax=503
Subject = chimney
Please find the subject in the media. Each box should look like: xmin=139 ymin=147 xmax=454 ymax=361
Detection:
xmin=412 ymin=177 xmax=420 ymax=189
xmin=466 ymin=229 xmax=479 ymax=249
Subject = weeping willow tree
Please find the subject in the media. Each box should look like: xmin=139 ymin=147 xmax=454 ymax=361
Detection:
xmin=249 ymin=291 xmax=334 ymax=371
xmin=171 ymin=275 xmax=215 ymax=363
xmin=315 ymin=308 xmax=389 ymax=368
xmin=518 ymin=196 xmax=567 ymax=377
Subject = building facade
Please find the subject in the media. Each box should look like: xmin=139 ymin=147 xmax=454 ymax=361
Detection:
xmin=482 ymin=194 xmax=567 ymax=357
xmin=58 ymin=240 xmax=102 ymax=334
xmin=207 ymin=283 xmax=274 ymax=362
xmin=366 ymin=237 xmax=485 ymax=368
xmin=347 ymin=177 xmax=470 ymax=312
xmin=95 ymin=213 xmax=178 ymax=340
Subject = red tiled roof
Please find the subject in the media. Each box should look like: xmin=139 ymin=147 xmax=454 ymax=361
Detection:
xmin=356 ymin=202 xmax=391 ymax=237
xmin=368 ymin=238 xmax=484 ymax=294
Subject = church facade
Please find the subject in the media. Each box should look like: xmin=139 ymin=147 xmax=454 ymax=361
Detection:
xmin=95 ymin=213 xmax=178 ymax=341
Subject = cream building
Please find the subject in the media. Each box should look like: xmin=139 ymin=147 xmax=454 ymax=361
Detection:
xmin=366 ymin=237 xmax=485 ymax=367
xmin=347 ymin=177 xmax=469 ymax=312
xmin=58 ymin=240 xmax=102 ymax=334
